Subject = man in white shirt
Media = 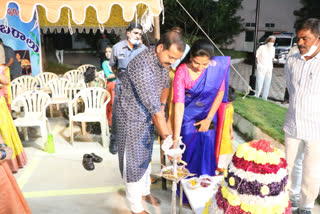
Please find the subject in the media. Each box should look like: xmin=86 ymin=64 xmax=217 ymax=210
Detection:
xmin=255 ymin=36 xmax=275 ymax=100
xmin=284 ymin=18 xmax=320 ymax=214
xmin=283 ymin=45 xmax=300 ymax=104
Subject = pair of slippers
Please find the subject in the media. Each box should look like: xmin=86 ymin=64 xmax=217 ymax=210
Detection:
xmin=82 ymin=153 xmax=103 ymax=171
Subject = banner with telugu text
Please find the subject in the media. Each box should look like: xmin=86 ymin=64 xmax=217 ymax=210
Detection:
xmin=0 ymin=2 xmax=41 ymax=77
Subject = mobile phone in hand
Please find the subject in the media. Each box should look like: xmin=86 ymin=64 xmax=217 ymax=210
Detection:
xmin=195 ymin=120 xmax=215 ymax=130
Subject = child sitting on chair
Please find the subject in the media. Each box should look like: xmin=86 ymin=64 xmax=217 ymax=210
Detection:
xmin=84 ymin=66 xmax=104 ymax=88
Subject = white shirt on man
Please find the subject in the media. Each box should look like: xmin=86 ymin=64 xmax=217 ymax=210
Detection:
xmin=283 ymin=51 xmax=320 ymax=140
xmin=256 ymin=43 xmax=275 ymax=69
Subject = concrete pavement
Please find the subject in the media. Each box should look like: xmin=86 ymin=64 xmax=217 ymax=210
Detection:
xmin=14 ymin=116 xmax=194 ymax=214
xmin=15 ymin=115 xmax=319 ymax=214
xmin=229 ymin=62 xmax=286 ymax=102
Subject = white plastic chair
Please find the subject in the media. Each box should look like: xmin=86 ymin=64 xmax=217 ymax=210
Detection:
xmin=63 ymin=69 xmax=86 ymax=90
xmin=10 ymin=75 xmax=39 ymax=113
xmin=97 ymin=70 xmax=106 ymax=80
xmin=47 ymin=77 xmax=71 ymax=117
xmin=63 ymin=69 xmax=86 ymax=116
xmin=35 ymin=72 xmax=58 ymax=91
xmin=68 ymin=87 xmax=110 ymax=147
xmin=77 ymin=64 xmax=95 ymax=73
xmin=86 ymin=77 xmax=106 ymax=88
xmin=12 ymin=90 xmax=51 ymax=145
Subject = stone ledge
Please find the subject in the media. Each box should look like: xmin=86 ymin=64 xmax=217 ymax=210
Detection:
xmin=233 ymin=112 xmax=284 ymax=151
xmin=230 ymin=58 xmax=246 ymax=64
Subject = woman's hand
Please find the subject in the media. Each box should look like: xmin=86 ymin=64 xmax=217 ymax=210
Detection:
xmin=230 ymin=131 xmax=234 ymax=140
xmin=165 ymin=139 xmax=182 ymax=163
xmin=194 ymin=119 xmax=211 ymax=132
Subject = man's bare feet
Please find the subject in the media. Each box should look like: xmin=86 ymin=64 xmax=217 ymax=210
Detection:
xmin=150 ymin=176 xmax=158 ymax=184
xmin=131 ymin=211 xmax=149 ymax=214
xmin=142 ymin=194 xmax=161 ymax=206
xmin=183 ymin=202 xmax=192 ymax=210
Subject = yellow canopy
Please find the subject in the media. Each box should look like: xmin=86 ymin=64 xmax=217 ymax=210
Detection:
xmin=38 ymin=4 xmax=149 ymax=33
xmin=0 ymin=0 xmax=162 ymax=23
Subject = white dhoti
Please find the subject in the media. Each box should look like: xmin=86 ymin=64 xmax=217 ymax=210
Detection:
xmin=285 ymin=133 xmax=320 ymax=211
xmin=255 ymin=65 xmax=272 ymax=100
xmin=255 ymin=43 xmax=275 ymax=100
xmin=123 ymin=150 xmax=151 ymax=213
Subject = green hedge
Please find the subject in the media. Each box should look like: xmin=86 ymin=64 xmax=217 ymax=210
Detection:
xmin=232 ymin=93 xmax=287 ymax=143
xmin=215 ymin=49 xmax=248 ymax=59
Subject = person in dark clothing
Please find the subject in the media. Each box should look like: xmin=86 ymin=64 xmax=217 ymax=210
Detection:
xmin=0 ymin=38 xmax=22 ymax=80
xmin=97 ymin=35 xmax=111 ymax=66
xmin=54 ymin=32 xmax=65 ymax=64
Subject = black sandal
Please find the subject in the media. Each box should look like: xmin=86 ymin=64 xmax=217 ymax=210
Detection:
xmin=82 ymin=154 xmax=95 ymax=171
xmin=91 ymin=153 xmax=103 ymax=163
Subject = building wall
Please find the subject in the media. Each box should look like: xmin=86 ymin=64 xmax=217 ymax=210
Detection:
xmin=227 ymin=0 xmax=302 ymax=52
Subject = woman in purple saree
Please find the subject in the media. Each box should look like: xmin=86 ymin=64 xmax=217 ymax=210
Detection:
xmin=173 ymin=39 xmax=230 ymax=201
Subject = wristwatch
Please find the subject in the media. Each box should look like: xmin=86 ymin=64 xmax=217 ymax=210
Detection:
xmin=160 ymin=103 xmax=166 ymax=107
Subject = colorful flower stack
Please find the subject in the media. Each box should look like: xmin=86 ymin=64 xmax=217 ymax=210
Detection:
xmin=211 ymin=140 xmax=292 ymax=214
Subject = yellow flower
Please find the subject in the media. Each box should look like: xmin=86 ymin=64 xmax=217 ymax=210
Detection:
xmin=221 ymin=186 xmax=228 ymax=197
xmin=275 ymin=149 xmax=285 ymax=159
xmin=236 ymin=144 xmax=247 ymax=158
xmin=254 ymin=205 xmax=264 ymax=214
xmin=244 ymin=147 xmax=256 ymax=161
xmin=263 ymin=206 xmax=272 ymax=214
xmin=260 ymin=185 xmax=270 ymax=196
xmin=272 ymin=204 xmax=284 ymax=214
xmin=221 ymin=186 xmax=240 ymax=206
xmin=229 ymin=177 xmax=235 ymax=186
xmin=228 ymin=194 xmax=240 ymax=206
xmin=240 ymin=203 xmax=250 ymax=212
xmin=268 ymin=152 xmax=280 ymax=165
xmin=255 ymin=150 xmax=267 ymax=164
xmin=224 ymin=169 xmax=228 ymax=178
xmin=202 ymin=200 xmax=211 ymax=214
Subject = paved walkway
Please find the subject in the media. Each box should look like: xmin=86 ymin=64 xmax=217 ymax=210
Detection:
xmin=230 ymin=62 xmax=286 ymax=102
xmin=14 ymin=117 xmax=194 ymax=214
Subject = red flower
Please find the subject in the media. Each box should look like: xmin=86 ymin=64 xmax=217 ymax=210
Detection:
xmin=249 ymin=140 xmax=274 ymax=153
xmin=232 ymin=156 xmax=287 ymax=174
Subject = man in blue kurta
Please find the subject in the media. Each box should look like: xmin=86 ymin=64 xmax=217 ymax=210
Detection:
xmin=109 ymin=23 xmax=146 ymax=155
xmin=116 ymin=31 xmax=186 ymax=214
